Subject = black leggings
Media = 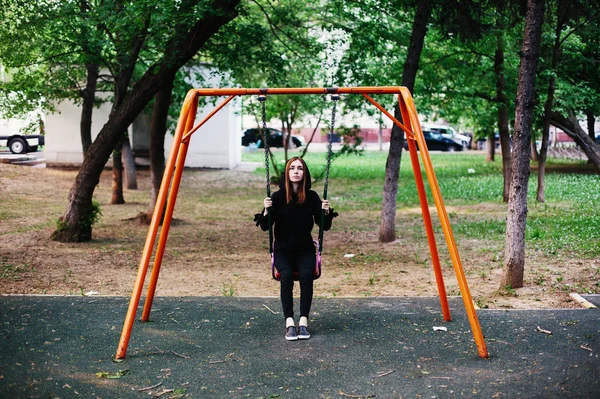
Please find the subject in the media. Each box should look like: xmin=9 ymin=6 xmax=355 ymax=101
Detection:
xmin=274 ymin=250 xmax=315 ymax=319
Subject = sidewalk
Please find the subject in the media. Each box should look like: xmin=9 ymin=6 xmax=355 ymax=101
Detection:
xmin=0 ymin=149 xmax=45 ymax=167
xmin=1 ymin=295 xmax=598 ymax=398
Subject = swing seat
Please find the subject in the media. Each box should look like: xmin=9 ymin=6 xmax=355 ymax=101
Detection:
xmin=271 ymin=240 xmax=322 ymax=281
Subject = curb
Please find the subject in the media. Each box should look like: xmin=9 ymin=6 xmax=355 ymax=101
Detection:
xmin=569 ymin=292 xmax=597 ymax=309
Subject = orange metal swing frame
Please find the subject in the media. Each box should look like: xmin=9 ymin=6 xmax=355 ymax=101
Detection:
xmin=115 ymin=86 xmax=489 ymax=360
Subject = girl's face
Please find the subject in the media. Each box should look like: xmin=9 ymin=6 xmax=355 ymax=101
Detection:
xmin=288 ymin=159 xmax=304 ymax=184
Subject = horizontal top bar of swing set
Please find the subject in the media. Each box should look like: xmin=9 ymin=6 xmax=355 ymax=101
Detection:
xmin=189 ymin=86 xmax=406 ymax=96
xmin=180 ymin=85 xmax=416 ymax=141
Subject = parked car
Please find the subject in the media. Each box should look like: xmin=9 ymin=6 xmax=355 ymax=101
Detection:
xmin=0 ymin=134 xmax=45 ymax=154
xmin=403 ymin=130 xmax=464 ymax=152
xmin=241 ymin=128 xmax=304 ymax=148
xmin=477 ymin=133 xmax=501 ymax=150
xmin=423 ymin=124 xmax=471 ymax=149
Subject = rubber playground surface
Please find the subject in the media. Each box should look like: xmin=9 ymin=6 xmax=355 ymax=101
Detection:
xmin=1 ymin=295 xmax=599 ymax=398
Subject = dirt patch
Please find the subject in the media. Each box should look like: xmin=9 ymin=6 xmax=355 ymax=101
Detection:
xmin=1 ymin=163 xmax=598 ymax=310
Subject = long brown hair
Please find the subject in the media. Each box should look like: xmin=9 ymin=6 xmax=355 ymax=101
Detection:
xmin=285 ymin=157 xmax=307 ymax=204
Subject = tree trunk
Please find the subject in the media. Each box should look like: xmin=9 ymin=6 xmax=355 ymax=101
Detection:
xmin=145 ymin=72 xmax=176 ymax=223
xmin=51 ymin=0 xmax=240 ymax=242
xmin=299 ymin=113 xmax=323 ymax=158
xmin=499 ymin=133 xmax=512 ymax=201
xmin=494 ymin=31 xmax=511 ymax=201
xmin=78 ymin=0 xmax=99 ymax=156
xmin=380 ymin=106 xmax=405 ymax=242
xmin=379 ymin=0 xmax=431 ymax=242
xmin=586 ymin=111 xmax=596 ymax=166
xmin=111 ymin=134 xmax=125 ymax=205
xmin=80 ymin=62 xmax=98 ymax=155
xmin=122 ymin=136 xmax=137 ymax=190
xmin=283 ymin=118 xmax=290 ymax=162
xmin=378 ymin=112 xmax=383 ymax=151
xmin=501 ymin=0 xmax=545 ymax=290
xmin=530 ymin=136 xmax=539 ymax=161
xmin=586 ymin=111 xmax=595 ymax=142
xmin=537 ymin=12 xmax=563 ymax=203
xmin=485 ymin=132 xmax=495 ymax=162
xmin=551 ymin=109 xmax=600 ymax=173
xmin=536 ymin=130 xmax=548 ymax=202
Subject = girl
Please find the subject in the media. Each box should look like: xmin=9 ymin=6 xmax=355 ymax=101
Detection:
xmin=255 ymin=157 xmax=337 ymax=341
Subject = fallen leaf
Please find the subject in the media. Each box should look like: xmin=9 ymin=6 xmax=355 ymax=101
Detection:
xmin=96 ymin=369 xmax=130 ymax=379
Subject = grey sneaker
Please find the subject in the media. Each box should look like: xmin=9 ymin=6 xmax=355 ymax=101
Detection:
xmin=298 ymin=325 xmax=311 ymax=340
xmin=285 ymin=326 xmax=298 ymax=341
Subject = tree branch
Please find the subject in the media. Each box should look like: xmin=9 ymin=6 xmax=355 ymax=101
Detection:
xmin=421 ymin=50 xmax=494 ymax=66
xmin=250 ymin=0 xmax=314 ymax=66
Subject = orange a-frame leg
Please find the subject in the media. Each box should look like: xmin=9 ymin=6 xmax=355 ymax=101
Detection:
xmin=140 ymin=106 xmax=196 ymax=321
xmin=115 ymin=90 xmax=199 ymax=360
xmin=361 ymin=94 xmax=450 ymax=322
xmin=402 ymin=122 xmax=451 ymax=321
xmin=141 ymin=94 xmax=237 ymax=321
xmin=115 ymin=92 xmax=237 ymax=359
xmin=398 ymin=88 xmax=488 ymax=358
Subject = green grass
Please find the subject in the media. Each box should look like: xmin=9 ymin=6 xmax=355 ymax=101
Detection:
xmin=244 ymin=151 xmax=600 ymax=258
xmin=453 ymin=218 xmax=506 ymax=240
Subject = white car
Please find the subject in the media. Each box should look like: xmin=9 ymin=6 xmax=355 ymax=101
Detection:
xmin=422 ymin=124 xmax=471 ymax=149
xmin=0 ymin=134 xmax=45 ymax=154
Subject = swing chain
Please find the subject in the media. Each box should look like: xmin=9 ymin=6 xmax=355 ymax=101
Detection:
xmin=259 ymin=95 xmax=271 ymax=197
xmin=324 ymin=94 xmax=339 ymax=200
xmin=259 ymin=94 xmax=274 ymax=255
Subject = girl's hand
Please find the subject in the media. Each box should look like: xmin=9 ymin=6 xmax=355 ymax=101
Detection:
xmin=322 ymin=200 xmax=330 ymax=215
xmin=263 ymin=197 xmax=272 ymax=216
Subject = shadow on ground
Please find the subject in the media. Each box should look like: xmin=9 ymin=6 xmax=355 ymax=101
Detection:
xmin=1 ymin=295 xmax=599 ymax=398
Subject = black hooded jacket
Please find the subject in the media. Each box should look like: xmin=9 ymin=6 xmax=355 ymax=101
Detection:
xmin=254 ymin=166 xmax=338 ymax=253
